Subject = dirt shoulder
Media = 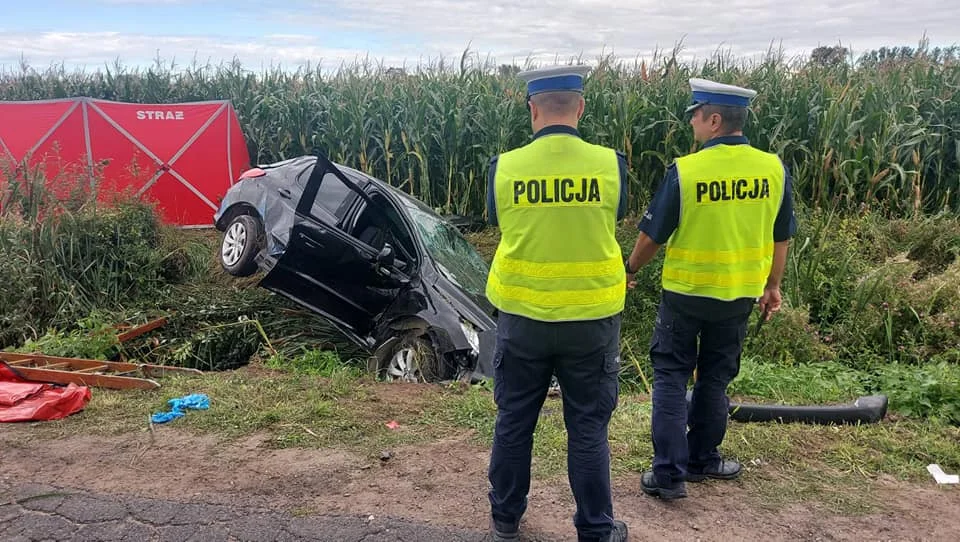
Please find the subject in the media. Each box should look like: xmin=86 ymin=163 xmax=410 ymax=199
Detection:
xmin=3 ymin=425 xmax=958 ymax=541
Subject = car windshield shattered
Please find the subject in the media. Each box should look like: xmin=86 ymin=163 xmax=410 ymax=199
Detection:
xmin=400 ymin=199 xmax=490 ymax=301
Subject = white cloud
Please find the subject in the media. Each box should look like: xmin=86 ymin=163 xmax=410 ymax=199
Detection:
xmin=0 ymin=32 xmax=414 ymax=72
xmin=1 ymin=0 xmax=958 ymax=72
xmin=275 ymin=0 xmax=958 ymax=60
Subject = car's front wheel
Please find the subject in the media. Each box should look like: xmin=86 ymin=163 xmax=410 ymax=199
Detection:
xmin=220 ymin=214 xmax=262 ymax=277
xmin=380 ymin=335 xmax=440 ymax=383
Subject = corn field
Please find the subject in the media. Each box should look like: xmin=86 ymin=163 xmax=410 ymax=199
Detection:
xmin=2 ymin=44 xmax=959 ymax=217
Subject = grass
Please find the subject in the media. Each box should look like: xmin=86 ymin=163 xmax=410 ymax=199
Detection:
xmin=16 ymin=363 xmax=958 ymax=515
xmin=24 ymin=366 xmax=456 ymax=452
xmin=729 ymin=357 xmax=868 ymax=403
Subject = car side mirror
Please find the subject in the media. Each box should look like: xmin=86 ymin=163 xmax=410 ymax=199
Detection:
xmin=377 ymin=243 xmax=395 ymax=267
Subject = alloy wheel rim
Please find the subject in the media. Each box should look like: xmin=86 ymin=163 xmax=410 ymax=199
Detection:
xmin=385 ymin=347 xmax=421 ymax=382
xmin=221 ymin=221 xmax=247 ymax=266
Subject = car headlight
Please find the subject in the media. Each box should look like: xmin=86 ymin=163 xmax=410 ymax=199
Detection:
xmin=460 ymin=320 xmax=480 ymax=354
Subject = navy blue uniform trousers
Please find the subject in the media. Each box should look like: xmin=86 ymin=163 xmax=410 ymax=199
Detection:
xmin=649 ymin=296 xmax=751 ymax=487
xmin=488 ymin=311 xmax=621 ymax=541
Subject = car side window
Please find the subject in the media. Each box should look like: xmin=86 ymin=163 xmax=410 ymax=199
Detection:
xmin=306 ymin=172 xmax=354 ymax=223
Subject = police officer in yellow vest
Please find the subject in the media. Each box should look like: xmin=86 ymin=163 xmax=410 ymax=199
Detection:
xmin=484 ymin=65 xmax=629 ymax=542
xmin=624 ymin=78 xmax=796 ymax=499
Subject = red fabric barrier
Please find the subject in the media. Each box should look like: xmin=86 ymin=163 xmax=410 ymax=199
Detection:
xmin=0 ymin=98 xmax=250 ymax=226
xmin=0 ymin=362 xmax=91 ymax=422
xmin=0 ymin=381 xmax=46 ymax=406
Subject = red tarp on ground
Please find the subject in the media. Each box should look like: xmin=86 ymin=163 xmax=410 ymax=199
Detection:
xmin=0 ymin=361 xmax=91 ymax=422
xmin=0 ymin=98 xmax=250 ymax=227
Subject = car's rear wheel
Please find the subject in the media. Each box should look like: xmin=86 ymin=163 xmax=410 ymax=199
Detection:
xmin=220 ymin=214 xmax=262 ymax=277
xmin=380 ymin=335 xmax=440 ymax=383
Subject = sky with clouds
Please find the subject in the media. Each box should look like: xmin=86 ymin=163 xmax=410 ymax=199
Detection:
xmin=1 ymin=0 xmax=958 ymax=72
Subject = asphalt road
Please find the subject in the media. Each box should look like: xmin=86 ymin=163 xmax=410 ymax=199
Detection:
xmin=1 ymin=478 xmax=503 ymax=542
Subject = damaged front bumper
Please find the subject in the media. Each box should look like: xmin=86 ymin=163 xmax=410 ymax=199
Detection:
xmin=472 ymin=327 xmax=497 ymax=381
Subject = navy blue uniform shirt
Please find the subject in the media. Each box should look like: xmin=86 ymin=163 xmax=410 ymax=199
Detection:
xmin=486 ymin=125 xmax=629 ymax=226
xmin=637 ymin=135 xmax=797 ymax=320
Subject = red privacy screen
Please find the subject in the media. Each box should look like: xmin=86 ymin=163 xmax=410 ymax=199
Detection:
xmin=0 ymin=98 xmax=251 ymax=227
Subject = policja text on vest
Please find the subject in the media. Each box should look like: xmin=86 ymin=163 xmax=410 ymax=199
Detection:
xmin=512 ymin=177 xmax=602 ymax=205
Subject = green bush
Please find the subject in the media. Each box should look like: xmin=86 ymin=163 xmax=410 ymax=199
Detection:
xmin=772 ymin=208 xmax=960 ymax=368
xmin=865 ymin=361 xmax=960 ymax=424
xmin=829 ymin=259 xmax=960 ymax=367
xmin=167 ymin=321 xmax=263 ymax=372
xmin=729 ymin=358 xmax=866 ymax=404
xmin=10 ymin=313 xmax=122 ymax=360
xmin=785 ymin=207 xmax=874 ymax=328
xmin=0 ymin=202 xmax=167 ymax=347
xmin=743 ymin=306 xmax=838 ymax=365
xmin=0 ymin=157 xmax=210 ymax=349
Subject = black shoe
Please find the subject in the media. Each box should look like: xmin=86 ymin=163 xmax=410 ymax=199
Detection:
xmin=686 ymin=459 xmax=741 ymax=482
xmin=599 ymin=520 xmax=629 ymax=542
xmin=491 ymin=517 xmax=519 ymax=542
xmin=640 ymin=471 xmax=687 ymax=500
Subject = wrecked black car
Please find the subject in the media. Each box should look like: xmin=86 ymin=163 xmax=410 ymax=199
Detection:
xmin=213 ymin=154 xmax=497 ymax=383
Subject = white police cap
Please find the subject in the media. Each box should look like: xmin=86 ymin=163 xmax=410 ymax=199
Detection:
xmin=518 ymin=65 xmax=591 ymax=97
xmin=685 ymin=77 xmax=757 ymax=113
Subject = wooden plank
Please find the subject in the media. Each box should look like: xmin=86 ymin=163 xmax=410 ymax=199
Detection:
xmin=116 ymin=317 xmax=167 ymax=343
xmin=73 ymin=365 xmax=110 ymax=374
xmin=11 ymin=366 xmax=160 ymax=390
xmin=0 ymin=352 xmax=202 ymax=386
xmin=5 ymin=359 xmax=72 ymax=370
xmin=2 ymin=354 xmax=34 ymax=364
xmin=31 ymin=362 xmax=73 ymax=370
xmin=0 ymin=352 xmax=141 ymax=372
xmin=139 ymin=364 xmax=204 ymax=377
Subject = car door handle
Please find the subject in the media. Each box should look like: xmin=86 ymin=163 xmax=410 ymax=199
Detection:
xmin=278 ymin=188 xmax=292 ymax=199
xmin=296 ymin=232 xmax=324 ymax=249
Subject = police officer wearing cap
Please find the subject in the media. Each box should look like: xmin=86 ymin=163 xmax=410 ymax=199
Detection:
xmin=484 ymin=65 xmax=630 ymax=542
xmin=624 ymin=78 xmax=796 ymax=500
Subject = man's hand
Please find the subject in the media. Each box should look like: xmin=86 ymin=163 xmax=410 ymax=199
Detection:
xmin=624 ymin=232 xmax=661 ymax=292
xmin=757 ymin=286 xmax=782 ymax=321
xmin=758 ymin=240 xmax=790 ymax=320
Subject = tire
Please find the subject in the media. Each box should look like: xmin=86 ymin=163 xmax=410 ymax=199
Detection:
xmin=219 ymin=214 xmax=262 ymax=277
xmin=379 ymin=335 xmax=441 ymax=383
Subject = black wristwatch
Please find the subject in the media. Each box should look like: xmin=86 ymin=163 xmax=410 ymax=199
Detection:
xmin=624 ymin=257 xmax=637 ymax=274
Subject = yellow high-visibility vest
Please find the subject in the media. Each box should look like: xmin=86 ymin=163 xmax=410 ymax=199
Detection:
xmin=485 ymin=131 xmax=625 ymax=322
xmin=662 ymin=143 xmax=785 ymax=300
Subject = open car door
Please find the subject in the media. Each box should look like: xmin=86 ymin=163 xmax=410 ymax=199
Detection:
xmin=259 ymin=154 xmax=411 ymax=342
